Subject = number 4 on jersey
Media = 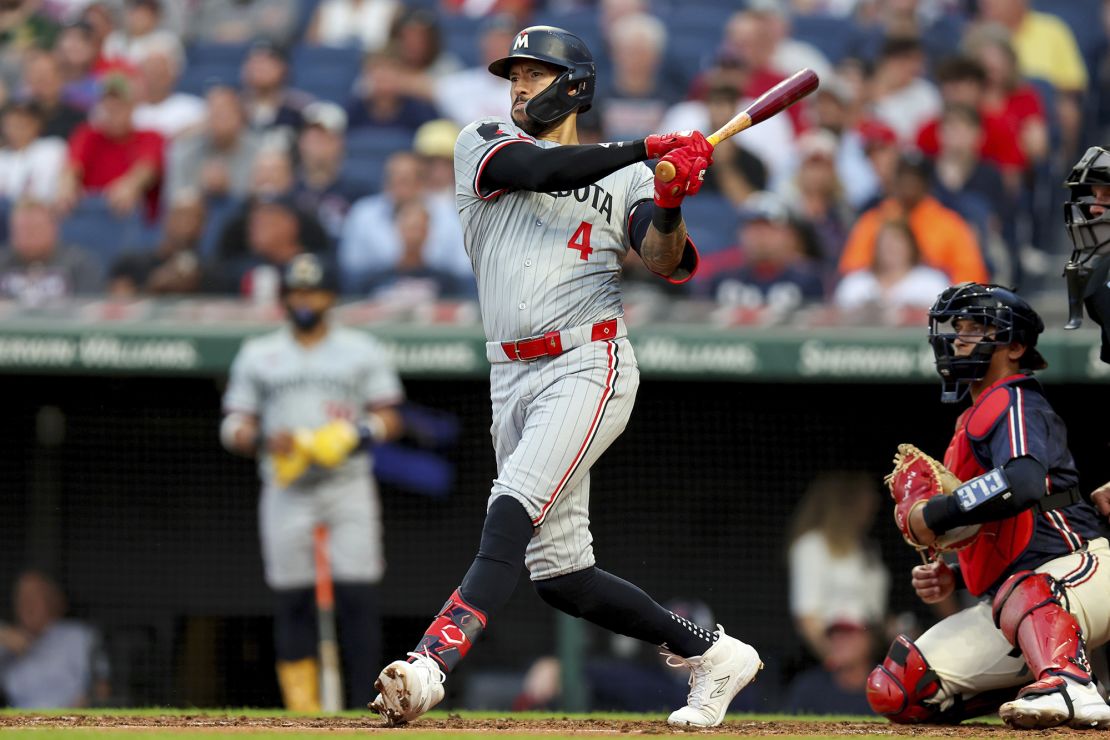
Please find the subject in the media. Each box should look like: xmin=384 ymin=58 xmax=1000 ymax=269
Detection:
xmin=567 ymin=221 xmax=593 ymax=261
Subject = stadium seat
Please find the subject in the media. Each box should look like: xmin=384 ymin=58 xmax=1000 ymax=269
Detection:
xmin=198 ymin=195 xmax=244 ymax=258
xmin=440 ymin=14 xmax=487 ymax=69
xmin=289 ymin=45 xmax=363 ymax=104
xmin=346 ymin=127 xmax=413 ymax=159
xmin=681 ymin=195 xmax=742 ymax=255
xmin=60 ymin=196 xmax=148 ymax=265
xmin=178 ymin=43 xmax=250 ymax=95
xmin=343 ymin=129 xmax=413 ymax=193
xmin=791 ymin=14 xmax=856 ymax=65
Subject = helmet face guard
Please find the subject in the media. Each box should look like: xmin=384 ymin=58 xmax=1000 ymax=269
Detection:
xmin=523 ymin=64 xmax=594 ymax=126
xmin=1063 ymin=146 xmax=1110 ymax=327
xmin=928 ymin=283 xmax=1045 ymax=403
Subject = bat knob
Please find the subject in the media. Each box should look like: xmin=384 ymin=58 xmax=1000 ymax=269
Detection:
xmin=655 ymin=160 xmax=676 ymax=183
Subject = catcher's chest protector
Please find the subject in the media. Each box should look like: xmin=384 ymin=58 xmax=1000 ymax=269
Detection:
xmin=946 ymin=391 xmax=1034 ymax=597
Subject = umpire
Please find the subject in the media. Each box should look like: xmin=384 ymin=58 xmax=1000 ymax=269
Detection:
xmin=220 ymin=253 xmax=404 ymax=710
xmin=1060 ymin=146 xmax=1110 ymax=517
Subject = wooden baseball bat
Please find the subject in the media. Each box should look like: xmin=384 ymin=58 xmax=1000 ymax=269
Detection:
xmin=314 ymin=523 xmax=344 ymax=713
xmin=655 ymin=68 xmax=820 ymax=183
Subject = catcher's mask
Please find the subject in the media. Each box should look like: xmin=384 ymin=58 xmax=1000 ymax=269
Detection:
xmin=928 ymin=282 xmax=1046 ymax=403
xmin=488 ymin=25 xmax=595 ymax=132
xmin=1063 ymin=146 xmax=1110 ymax=328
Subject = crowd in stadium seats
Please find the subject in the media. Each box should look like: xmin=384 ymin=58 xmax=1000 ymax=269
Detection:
xmin=0 ymin=0 xmax=1105 ymax=319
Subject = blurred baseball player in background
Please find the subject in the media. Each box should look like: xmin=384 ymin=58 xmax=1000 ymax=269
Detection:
xmin=221 ymin=253 xmax=404 ymax=711
xmin=1060 ymin=146 xmax=1110 ymax=517
xmin=870 ymin=282 xmax=1110 ymax=728
xmin=369 ymin=25 xmax=761 ymax=729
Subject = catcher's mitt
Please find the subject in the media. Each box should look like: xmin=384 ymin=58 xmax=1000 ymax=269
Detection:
xmin=885 ymin=443 xmax=980 ymax=552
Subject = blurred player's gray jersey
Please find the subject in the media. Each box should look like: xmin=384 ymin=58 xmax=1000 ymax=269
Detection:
xmin=454 ymin=117 xmax=654 ymax=341
xmin=223 ymin=325 xmax=403 ymax=488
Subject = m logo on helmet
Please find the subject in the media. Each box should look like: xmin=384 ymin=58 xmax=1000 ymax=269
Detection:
xmin=513 ymin=32 xmax=528 ymax=49
xmin=289 ymin=255 xmax=321 ymax=286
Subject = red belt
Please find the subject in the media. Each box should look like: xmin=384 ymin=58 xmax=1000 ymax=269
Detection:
xmin=501 ymin=319 xmax=618 ymax=361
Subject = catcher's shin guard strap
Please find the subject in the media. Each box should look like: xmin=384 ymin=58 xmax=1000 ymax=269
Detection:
xmin=866 ymin=635 xmax=942 ymax=723
xmin=992 ymin=571 xmax=1093 ymax=684
xmin=413 ymin=589 xmax=488 ymax=673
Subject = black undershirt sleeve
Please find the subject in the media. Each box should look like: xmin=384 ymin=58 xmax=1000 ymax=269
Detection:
xmin=922 ymin=456 xmax=1048 ymax=532
xmin=481 ymin=139 xmax=647 ymax=193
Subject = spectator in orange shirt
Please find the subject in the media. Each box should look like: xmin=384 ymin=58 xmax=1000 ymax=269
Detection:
xmin=838 ymin=154 xmax=989 ymax=284
xmin=57 ymin=74 xmax=164 ymax=219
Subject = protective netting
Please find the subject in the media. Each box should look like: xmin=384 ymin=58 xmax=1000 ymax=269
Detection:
xmin=1 ymin=374 xmax=1106 ymax=709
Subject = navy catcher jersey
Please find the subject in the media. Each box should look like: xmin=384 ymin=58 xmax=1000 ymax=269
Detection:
xmin=945 ymin=373 xmax=1105 ymax=595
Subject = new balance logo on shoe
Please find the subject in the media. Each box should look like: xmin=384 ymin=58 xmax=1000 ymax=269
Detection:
xmin=711 ymin=676 xmax=731 ymax=699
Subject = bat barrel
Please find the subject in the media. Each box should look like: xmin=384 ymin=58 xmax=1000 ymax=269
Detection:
xmin=653 ymin=68 xmax=818 ymax=184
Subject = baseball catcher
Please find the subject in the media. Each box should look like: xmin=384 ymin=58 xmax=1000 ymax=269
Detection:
xmin=868 ymin=282 xmax=1110 ymax=729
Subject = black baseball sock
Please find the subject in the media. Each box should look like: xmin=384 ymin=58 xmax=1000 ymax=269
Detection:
xmin=458 ymin=495 xmax=535 ymax=614
xmin=534 ymin=566 xmax=717 ymax=658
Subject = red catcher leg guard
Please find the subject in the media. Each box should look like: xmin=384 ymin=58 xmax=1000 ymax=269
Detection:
xmin=867 ymin=635 xmax=943 ymax=723
xmin=992 ymin=571 xmax=1093 ymax=690
xmin=412 ymin=589 xmax=488 ymax=673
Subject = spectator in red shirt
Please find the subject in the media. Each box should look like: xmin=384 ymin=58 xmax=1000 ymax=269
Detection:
xmin=964 ymin=25 xmax=1048 ymax=168
xmin=915 ymin=55 xmax=1024 ymax=184
xmin=57 ymin=74 xmax=164 ymax=218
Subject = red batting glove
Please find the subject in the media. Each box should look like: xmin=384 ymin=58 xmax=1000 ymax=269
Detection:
xmin=654 ymin=147 xmax=712 ymax=208
xmin=645 ymin=130 xmax=711 ymax=160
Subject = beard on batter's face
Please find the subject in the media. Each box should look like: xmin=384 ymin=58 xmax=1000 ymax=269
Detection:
xmin=511 ymin=96 xmax=571 ymax=137
xmin=512 ymin=97 xmax=547 ymax=136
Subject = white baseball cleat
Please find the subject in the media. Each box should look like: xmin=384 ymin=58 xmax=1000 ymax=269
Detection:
xmin=666 ymin=625 xmax=763 ymax=728
xmin=368 ymin=651 xmax=445 ymax=725
xmin=1000 ymin=676 xmax=1110 ymax=729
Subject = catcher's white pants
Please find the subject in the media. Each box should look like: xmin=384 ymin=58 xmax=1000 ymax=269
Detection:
xmin=488 ymin=337 xmax=639 ymax=581
xmin=918 ymin=537 xmax=1110 ymax=707
xmin=259 ymin=474 xmax=384 ymax=589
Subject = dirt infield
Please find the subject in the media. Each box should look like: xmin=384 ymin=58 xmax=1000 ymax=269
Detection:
xmin=0 ymin=713 xmax=1101 ymax=736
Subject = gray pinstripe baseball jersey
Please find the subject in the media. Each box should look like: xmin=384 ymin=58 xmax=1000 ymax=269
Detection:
xmin=454 ymin=117 xmax=655 ymax=342
xmin=454 ymin=116 xmax=654 ymax=579
xmin=223 ymin=325 xmax=403 ymax=587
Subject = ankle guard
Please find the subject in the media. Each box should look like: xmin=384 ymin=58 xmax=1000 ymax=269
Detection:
xmin=413 ymin=589 xmax=487 ymax=672
xmin=993 ymin=571 xmax=1093 ymax=685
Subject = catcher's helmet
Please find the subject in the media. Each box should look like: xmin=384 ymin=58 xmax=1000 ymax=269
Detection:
xmin=488 ymin=26 xmax=595 ymax=127
xmin=928 ymin=282 xmax=1046 ymax=403
xmin=1062 ymin=146 xmax=1110 ymax=328
xmin=281 ymin=253 xmax=339 ymax=294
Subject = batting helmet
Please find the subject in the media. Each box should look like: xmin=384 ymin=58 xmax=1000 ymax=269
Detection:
xmin=928 ymin=282 xmax=1046 ymax=403
xmin=281 ymin=253 xmax=339 ymax=294
xmin=488 ymin=25 xmax=595 ymax=127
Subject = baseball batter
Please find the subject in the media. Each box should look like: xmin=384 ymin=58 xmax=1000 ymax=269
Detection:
xmin=220 ymin=254 xmax=404 ymax=711
xmin=369 ymin=26 xmax=761 ymax=728
xmin=869 ymin=283 xmax=1110 ymax=729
